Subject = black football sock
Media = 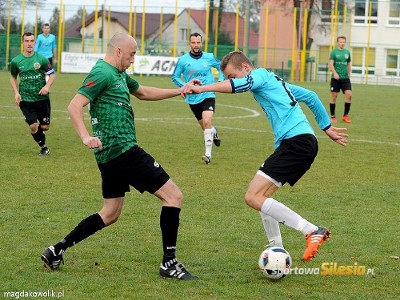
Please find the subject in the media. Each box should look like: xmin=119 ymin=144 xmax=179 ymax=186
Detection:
xmin=160 ymin=206 xmax=181 ymax=265
xmin=53 ymin=213 xmax=105 ymax=253
xmin=344 ymin=103 xmax=351 ymax=116
xmin=329 ymin=103 xmax=336 ymax=117
xmin=32 ymin=126 xmax=46 ymax=147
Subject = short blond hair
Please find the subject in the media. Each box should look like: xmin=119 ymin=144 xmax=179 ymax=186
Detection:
xmin=220 ymin=51 xmax=253 ymax=72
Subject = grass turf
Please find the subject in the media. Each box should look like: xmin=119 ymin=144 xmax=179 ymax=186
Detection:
xmin=0 ymin=71 xmax=399 ymax=299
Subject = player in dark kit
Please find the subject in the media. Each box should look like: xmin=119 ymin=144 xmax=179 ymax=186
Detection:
xmin=10 ymin=32 xmax=55 ymax=156
xmin=41 ymin=33 xmax=198 ymax=280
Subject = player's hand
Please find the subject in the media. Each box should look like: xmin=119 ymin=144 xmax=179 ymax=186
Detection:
xmin=53 ymin=58 xmax=57 ymax=66
xmin=182 ymin=80 xmax=202 ymax=95
xmin=188 ymin=79 xmax=202 ymax=86
xmin=324 ymin=126 xmax=348 ymax=146
xmin=14 ymin=93 xmax=22 ymax=106
xmin=39 ymin=87 xmax=50 ymax=95
xmin=178 ymin=87 xmax=186 ymax=99
xmin=333 ymin=73 xmax=339 ymax=80
xmin=82 ymin=136 xmax=103 ymax=151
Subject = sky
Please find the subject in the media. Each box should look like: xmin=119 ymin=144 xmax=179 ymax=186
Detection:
xmin=22 ymin=0 xmax=207 ymax=24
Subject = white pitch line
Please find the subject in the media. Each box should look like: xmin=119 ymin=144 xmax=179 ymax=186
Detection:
xmin=1 ymin=104 xmax=399 ymax=147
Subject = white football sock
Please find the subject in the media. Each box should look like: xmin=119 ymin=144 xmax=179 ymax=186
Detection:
xmin=261 ymin=198 xmax=318 ymax=235
xmin=212 ymin=126 xmax=217 ymax=136
xmin=259 ymin=211 xmax=283 ymax=247
xmin=204 ymin=128 xmax=213 ymax=157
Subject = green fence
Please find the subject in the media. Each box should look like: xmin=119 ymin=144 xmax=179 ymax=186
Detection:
xmin=2 ymin=34 xmax=326 ymax=82
xmin=0 ymin=34 xmax=22 ymax=70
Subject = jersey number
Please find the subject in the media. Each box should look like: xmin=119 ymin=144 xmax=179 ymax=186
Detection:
xmin=274 ymin=75 xmax=297 ymax=107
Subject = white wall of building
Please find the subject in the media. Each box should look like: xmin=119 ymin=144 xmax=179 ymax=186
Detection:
xmin=310 ymin=0 xmax=400 ymax=85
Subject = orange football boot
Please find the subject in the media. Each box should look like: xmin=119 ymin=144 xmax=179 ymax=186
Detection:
xmin=342 ymin=115 xmax=352 ymax=123
xmin=303 ymin=226 xmax=331 ymax=261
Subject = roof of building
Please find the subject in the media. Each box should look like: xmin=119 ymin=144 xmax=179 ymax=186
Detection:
xmin=65 ymin=8 xmax=258 ymax=48
xmin=65 ymin=10 xmax=175 ymax=38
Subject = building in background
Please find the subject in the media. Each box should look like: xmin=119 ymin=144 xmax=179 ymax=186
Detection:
xmin=64 ymin=8 xmax=258 ymax=59
xmin=258 ymin=0 xmax=400 ymax=85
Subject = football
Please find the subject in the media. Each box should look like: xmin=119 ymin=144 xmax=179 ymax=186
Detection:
xmin=258 ymin=247 xmax=292 ymax=280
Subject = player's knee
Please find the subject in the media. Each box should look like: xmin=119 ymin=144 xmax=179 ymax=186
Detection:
xmin=176 ymin=189 xmax=183 ymax=203
xmin=41 ymin=125 xmax=50 ymax=131
xmin=202 ymin=120 xmax=212 ymax=129
xmin=103 ymin=215 xmax=119 ymax=226
xmin=166 ymin=190 xmax=183 ymax=207
xmin=245 ymin=191 xmax=265 ymax=210
xmin=29 ymin=123 xmax=39 ymax=133
xmin=163 ymin=189 xmax=183 ymax=207
xmin=244 ymin=192 xmax=256 ymax=208
xmin=99 ymin=211 xmax=121 ymax=226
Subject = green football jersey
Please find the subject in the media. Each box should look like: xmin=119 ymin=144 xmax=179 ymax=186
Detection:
xmin=78 ymin=60 xmax=140 ymax=164
xmin=329 ymin=48 xmax=351 ymax=79
xmin=10 ymin=52 xmax=52 ymax=102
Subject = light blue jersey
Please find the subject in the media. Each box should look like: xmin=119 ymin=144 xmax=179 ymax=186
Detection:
xmin=230 ymin=68 xmax=331 ymax=148
xmin=172 ymin=51 xmax=225 ymax=104
xmin=34 ymin=34 xmax=57 ymax=59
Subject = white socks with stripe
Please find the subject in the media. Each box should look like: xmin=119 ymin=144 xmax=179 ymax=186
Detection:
xmin=259 ymin=211 xmax=283 ymax=247
xmin=260 ymin=198 xmax=318 ymax=237
xmin=204 ymin=128 xmax=213 ymax=157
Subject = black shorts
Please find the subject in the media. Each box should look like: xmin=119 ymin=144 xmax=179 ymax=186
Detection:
xmin=189 ymin=98 xmax=216 ymax=121
xmin=260 ymin=134 xmax=318 ymax=186
xmin=47 ymin=57 xmax=53 ymax=65
xmin=19 ymin=99 xmax=51 ymax=126
xmin=330 ymin=78 xmax=352 ymax=93
xmin=97 ymin=146 xmax=170 ymax=199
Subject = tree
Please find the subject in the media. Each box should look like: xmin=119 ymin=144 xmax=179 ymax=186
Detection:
xmin=208 ymin=30 xmax=232 ymax=45
xmin=208 ymin=0 xmax=226 ymax=41
xmin=65 ymin=6 xmax=84 ymax=32
xmin=49 ymin=7 xmax=60 ymax=37
xmin=9 ymin=17 xmax=20 ymax=34
xmin=0 ymin=0 xmax=47 ymax=33
xmin=218 ymin=0 xmax=261 ymax=33
xmin=36 ymin=17 xmax=44 ymax=34
xmin=0 ymin=0 xmax=46 ymax=20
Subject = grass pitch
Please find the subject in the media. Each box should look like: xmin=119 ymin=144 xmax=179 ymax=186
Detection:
xmin=0 ymin=71 xmax=399 ymax=299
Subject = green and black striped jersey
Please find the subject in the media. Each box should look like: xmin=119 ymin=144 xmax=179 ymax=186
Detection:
xmin=78 ymin=59 xmax=140 ymax=164
xmin=10 ymin=52 xmax=54 ymax=102
xmin=329 ymin=48 xmax=351 ymax=79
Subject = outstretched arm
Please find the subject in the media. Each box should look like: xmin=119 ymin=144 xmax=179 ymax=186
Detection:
xmin=133 ymin=85 xmax=183 ymax=101
xmin=287 ymin=84 xmax=331 ymax=131
xmin=183 ymin=79 xmax=233 ymax=94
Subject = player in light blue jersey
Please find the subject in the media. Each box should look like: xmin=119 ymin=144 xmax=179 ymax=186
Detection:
xmin=34 ymin=23 xmax=57 ymax=65
xmin=172 ymin=33 xmax=225 ymax=164
xmin=184 ymin=51 xmax=348 ymax=261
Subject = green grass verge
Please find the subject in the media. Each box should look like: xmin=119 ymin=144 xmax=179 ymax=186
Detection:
xmin=0 ymin=71 xmax=399 ymax=299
